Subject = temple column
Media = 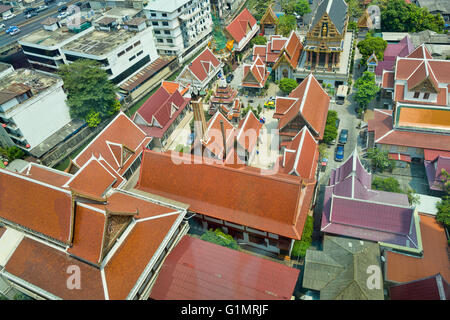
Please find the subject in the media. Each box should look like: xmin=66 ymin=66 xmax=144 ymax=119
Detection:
xmin=306 ymin=51 xmax=310 ymax=66
xmin=332 ymin=52 xmax=336 ymax=68
xmin=325 ymin=52 xmax=329 ymax=68
xmin=316 ymin=51 xmax=320 ymax=67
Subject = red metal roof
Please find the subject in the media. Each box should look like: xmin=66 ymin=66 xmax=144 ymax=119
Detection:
xmin=186 ymin=47 xmax=221 ymax=82
xmin=388 ymin=153 xmax=411 ymax=162
xmin=389 ymin=273 xmax=449 ymax=300
xmin=150 ymin=236 xmax=300 ymax=300
xmin=424 ymin=149 xmax=450 ymax=162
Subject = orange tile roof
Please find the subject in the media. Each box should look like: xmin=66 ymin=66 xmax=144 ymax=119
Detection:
xmin=4 ymin=237 xmax=106 ymax=300
xmin=406 ymin=44 xmax=433 ymax=59
xmin=385 ymin=214 xmax=450 ymax=283
xmin=21 ymin=163 xmax=72 ymax=187
xmin=202 ymin=111 xmax=236 ymax=159
xmin=278 ymin=74 xmax=330 ymax=139
xmin=137 ymin=150 xmax=316 ymax=240
xmin=382 ymin=71 xmax=395 ymax=89
xmin=281 ymin=127 xmax=319 ymax=179
xmin=398 ymin=107 xmax=450 ymax=131
xmin=242 ymin=56 xmax=270 ymax=88
xmin=394 ymin=84 xmax=447 ymax=106
xmin=0 ymin=168 xmax=73 ymax=243
xmin=74 ymin=112 xmax=150 ymax=176
xmin=236 ymin=111 xmax=262 ymax=153
xmin=65 ymin=157 xmax=118 ymax=200
xmin=104 ymin=215 xmax=179 ymax=299
xmin=67 ymin=204 xmax=106 ymax=264
xmin=226 ymin=8 xmax=257 ymax=43
xmin=161 ymin=81 xmax=180 ymax=94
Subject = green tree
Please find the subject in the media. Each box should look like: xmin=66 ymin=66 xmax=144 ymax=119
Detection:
xmin=357 ymin=36 xmax=388 ymax=66
xmin=291 ymin=215 xmax=313 ymax=258
xmin=251 ymin=35 xmax=267 ymax=47
xmin=250 ymin=0 xmax=270 ymax=21
xmin=58 ymin=59 xmax=119 ymax=123
xmin=0 ymin=146 xmax=25 ymax=162
xmin=201 ymin=229 xmax=239 ymax=250
xmin=279 ymin=77 xmax=298 ymax=94
xmin=372 ymin=177 xmax=402 ymax=193
xmin=347 ymin=20 xmax=359 ymax=33
xmin=380 ymin=0 xmax=444 ymax=33
xmin=241 ymin=104 xmax=261 ymax=119
xmin=323 ymin=111 xmax=339 ymax=143
xmin=86 ymin=110 xmax=101 ymax=128
xmin=438 ymin=169 xmax=450 ymax=194
xmin=436 ymin=196 xmax=450 ymax=227
xmin=406 ymin=188 xmax=420 ymax=206
xmin=280 ymin=0 xmax=296 ymax=14
xmin=346 ymin=0 xmax=363 ymax=20
xmin=277 ymin=14 xmax=297 ymax=37
xmin=295 ymin=0 xmax=311 ymax=17
xmin=366 ymin=148 xmax=394 ymax=172
xmin=354 ymin=71 xmax=379 ymax=110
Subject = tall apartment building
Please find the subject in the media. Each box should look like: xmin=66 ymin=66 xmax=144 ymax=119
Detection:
xmin=19 ymin=9 xmax=159 ymax=84
xmin=143 ymin=0 xmax=213 ymax=63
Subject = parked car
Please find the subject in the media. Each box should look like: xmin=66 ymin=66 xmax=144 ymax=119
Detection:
xmin=58 ymin=5 xmax=68 ymax=12
xmin=9 ymin=27 xmax=20 ymax=36
xmin=3 ymin=13 xmax=15 ymax=20
xmin=26 ymin=11 xmax=38 ymax=19
xmin=335 ymin=85 xmax=348 ymax=105
xmin=264 ymin=101 xmax=275 ymax=109
xmin=24 ymin=7 xmax=36 ymax=14
xmin=338 ymin=129 xmax=348 ymax=145
xmin=57 ymin=11 xmax=68 ymax=19
xmin=226 ymin=74 xmax=234 ymax=83
xmin=335 ymin=145 xmax=344 ymax=162
xmin=5 ymin=26 xmax=18 ymax=34
xmin=0 ymin=24 xmax=5 ymax=31
xmin=268 ymin=96 xmax=275 ymax=102
xmin=36 ymin=5 xmax=49 ymax=12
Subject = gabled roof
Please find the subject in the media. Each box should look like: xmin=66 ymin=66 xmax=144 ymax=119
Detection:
xmin=150 ymin=236 xmax=300 ymax=300
xmin=185 ymin=47 xmax=221 ymax=83
xmin=21 ymin=163 xmax=72 ymax=187
xmin=242 ymin=56 xmax=270 ymax=88
xmin=74 ymin=112 xmax=151 ymax=176
xmin=321 ymin=150 xmax=421 ymax=253
xmin=0 ymin=168 xmax=73 ymax=244
xmin=424 ymin=155 xmax=450 ymax=191
xmin=310 ymin=0 xmax=348 ymax=35
xmin=273 ymin=31 xmax=303 ymax=70
xmin=281 ymin=127 xmax=319 ymax=179
xmin=134 ymin=86 xmax=190 ymax=138
xmin=407 ymin=44 xmax=433 ymax=59
xmin=161 ymin=81 xmax=189 ymax=96
xmin=260 ymin=5 xmax=278 ymax=25
xmin=137 ymin=150 xmax=316 ymax=240
xmin=303 ymin=235 xmax=384 ymax=300
xmin=226 ymin=8 xmax=258 ymax=44
xmin=202 ymin=111 xmax=236 ymax=159
xmin=389 ymin=273 xmax=449 ymax=300
xmin=276 ymin=74 xmax=330 ymax=139
xmin=368 ymin=109 xmax=450 ymax=152
xmin=385 ymin=214 xmax=450 ymax=284
xmin=236 ymin=110 xmax=262 ymax=154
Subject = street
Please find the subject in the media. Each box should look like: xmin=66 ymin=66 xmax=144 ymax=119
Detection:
xmin=0 ymin=0 xmax=79 ymax=47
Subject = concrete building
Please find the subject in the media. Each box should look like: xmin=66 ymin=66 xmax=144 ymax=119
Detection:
xmin=0 ymin=64 xmax=72 ymax=154
xmin=19 ymin=9 xmax=159 ymax=84
xmin=143 ymin=0 xmax=213 ymax=63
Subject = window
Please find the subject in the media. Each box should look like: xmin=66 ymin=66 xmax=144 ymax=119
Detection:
xmin=151 ymin=13 xmax=156 ymax=17
xmin=157 ymin=38 xmax=163 ymax=43
xmin=162 ymin=21 xmax=168 ymax=26
xmin=154 ymin=30 xmax=161 ymax=34
xmin=126 ymin=45 xmax=133 ymax=52
xmin=136 ymin=50 xmax=143 ymax=56
xmin=152 ymin=21 xmax=158 ymax=26
xmin=164 ymin=30 xmax=170 ymax=35
xmin=167 ymin=39 xmax=173 ymax=43
xmin=162 ymin=13 xmax=167 ymax=17
xmin=249 ymin=234 xmax=266 ymax=246
xmin=423 ymin=92 xmax=430 ymax=99
xmin=413 ymin=91 xmax=420 ymax=98
xmin=134 ymin=41 xmax=141 ymax=47
xmin=117 ymin=51 xmax=125 ymax=57
xmin=129 ymin=55 xmax=136 ymax=61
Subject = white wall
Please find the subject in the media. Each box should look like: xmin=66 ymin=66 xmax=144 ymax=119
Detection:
xmin=11 ymin=83 xmax=71 ymax=148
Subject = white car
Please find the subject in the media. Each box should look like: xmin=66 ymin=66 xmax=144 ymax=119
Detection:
xmin=0 ymin=24 xmax=5 ymax=31
xmin=36 ymin=5 xmax=49 ymax=12
xmin=3 ymin=13 xmax=15 ymax=20
xmin=9 ymin=28 xmax=20 ymax=36
xmin=57 ymin=11 xmax=68 ymax=19
xmin=57 ymin=1 xmax=65 ymax=6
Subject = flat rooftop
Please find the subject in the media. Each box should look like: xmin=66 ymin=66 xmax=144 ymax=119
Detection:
xmin=103 ymin=7 xmax=141 ymax=18
xmin=62 ymin=29 xmax=138 ymax=56
xmin=19 ymin=26 xmax=85 ymax=47
xmin=0 ymin=68 xmax=59 ymax=95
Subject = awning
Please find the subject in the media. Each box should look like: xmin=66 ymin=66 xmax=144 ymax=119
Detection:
xmin=388 ymin=153 xmax=411 ymax=162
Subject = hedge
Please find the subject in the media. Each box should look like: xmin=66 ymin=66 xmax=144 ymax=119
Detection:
xmin=291 ymin=215 xmax=314 ymax=258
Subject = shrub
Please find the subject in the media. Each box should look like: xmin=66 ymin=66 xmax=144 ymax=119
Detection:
xmin=201 ymin=229 xmax=239 ymax=250
xmin=0 ymin=146 xmax=25 ymax=162
xmin=279 ymin=78 xmax=298 ymax=95
xmin=291 ymin=216 xmax=314 ymax=258
xmin=86 ymin=110 xmax=101 ymax=128
xmin=372 ymin=177 xmax=402 ymax=193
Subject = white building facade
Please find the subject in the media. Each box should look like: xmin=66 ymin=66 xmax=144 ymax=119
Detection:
xmin=143 ymin=0 xmax=213 ymax=63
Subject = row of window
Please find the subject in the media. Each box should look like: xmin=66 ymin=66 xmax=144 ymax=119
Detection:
xmin=154 ymin=29 xmax=171 ymax=35
xmin=152 ymin=21 xmax=169 ymax=27
xmin=413 ymin=91 xmax=431 ymax=99
xmin=129 ymin=50 xmax=144 ymax=62
xmin=156 ymin=38 xmax=173 ymax=44
xmin=117 ymin=41 xmax=142 ymax=58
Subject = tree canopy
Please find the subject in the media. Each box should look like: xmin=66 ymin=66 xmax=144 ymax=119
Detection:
xmin=372 ymin=177 xmax=402 ymax=193
xmin=354 ymin=71 xmax=379 ymax=109
xmin=280 ymin=0 xmax=296 ymax=15
xmin=380 ymin=0 xmax=445 ymax=33
xmin=277 ymin=14 xmax=297 ymax=37
xmin=249 ymin=0 xmax=270 ymax=21
xmin=279 ymin=77 xmax=298 ymax=94
xmin=357 ymin=35 xmax=387 ymax=65
xmin=295 ymin=0 xmax=311 ymax=17
xmin=0 ymin=146 xmax=25 ymax=162
xmin=366 ymin=147 xmax=394 ymax=172
xmin=323 ymin=110 xmax=339 ymax=144
xmin=200 ymin=229 xmax=239 ymax=250
xmin=58 ymin=59 xmax=120 ymax=125
xmin=436 ymin=196 xmax=450 ymax=227
xmin=251 ymin=35 xmax=267 ymax=47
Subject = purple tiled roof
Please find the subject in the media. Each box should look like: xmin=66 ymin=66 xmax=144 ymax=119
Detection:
xmin=375 ymin=36 xmax=414 ymax=77
xmin=322 ymin=151 xmax=420 ymax=252
xmin=424 ymin=156 xmax=450 ymax=191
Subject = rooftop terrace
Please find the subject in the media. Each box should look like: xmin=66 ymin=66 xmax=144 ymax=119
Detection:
xmin=0 ymin=68 xmax=59 ymax=95
xmin=19 ymin=26 xmax=91 ymax=48
xmin=62 ymin=29 xmax=139 ymax=56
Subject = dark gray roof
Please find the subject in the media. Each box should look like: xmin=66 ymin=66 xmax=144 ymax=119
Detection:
xmin=416 ymin=0 xmax=450 ymax=14
xmin=303 ymin=235 xmax=384 ymax=300
xmin=310 ymin=0 xmax=348 ymax=35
